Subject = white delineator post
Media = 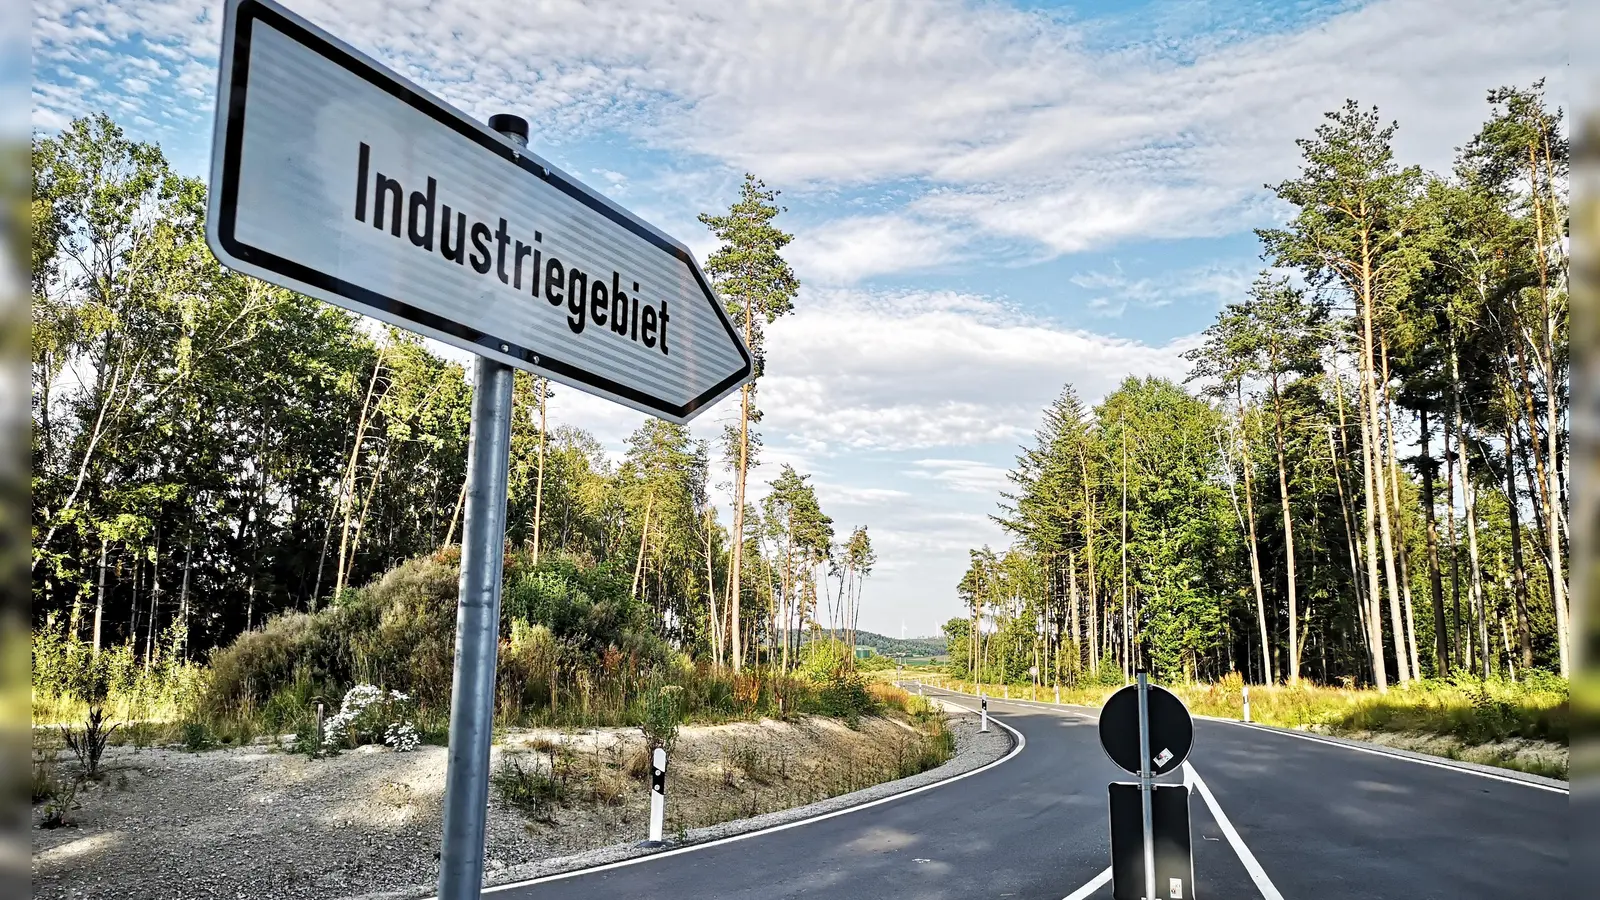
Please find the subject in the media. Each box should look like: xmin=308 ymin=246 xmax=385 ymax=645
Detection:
xmin=980 ymin=694 xmax=990 ymax=733
xmin=1243 ymin=685 xmax=1251 ymax=723
xmin=646 ymin=747 xmax=668 ymax=845
xmin=1055 ymin=685 xmax=1061 ymax=705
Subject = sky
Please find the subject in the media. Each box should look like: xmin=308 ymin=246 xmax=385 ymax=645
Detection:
xmin=32 ymin=0 xmax=1567 ymax=637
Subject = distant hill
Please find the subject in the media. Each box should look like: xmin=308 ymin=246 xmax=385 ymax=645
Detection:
xmin=820 ymin=630 xmax=946 ymax=658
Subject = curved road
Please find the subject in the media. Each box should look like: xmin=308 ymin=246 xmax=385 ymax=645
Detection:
xmin=480 ymin=687 xmax=1567 ymax=899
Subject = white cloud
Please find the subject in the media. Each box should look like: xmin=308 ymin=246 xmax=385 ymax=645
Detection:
xmin=908 ymin=459 xmax=1013 ymax=495
xmin=786 ymin=213 xmax=965 ymax=284
xmin=1071 ymin=260 xmax=1257 ymax=313
xmin=32 ymin=0 xmax=1564 ymax=272
xmin=757 ymin=287 xmax=1195 ymax=452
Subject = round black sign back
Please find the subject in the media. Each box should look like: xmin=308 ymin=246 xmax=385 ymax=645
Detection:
xmin=1097 ymin=683 xmax=1194 ymax=776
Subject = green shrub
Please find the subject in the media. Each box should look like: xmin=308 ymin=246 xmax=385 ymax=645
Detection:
xmin=32 ymin=757 xmax=58 ymax=803
xmin=180 ymin=720 xmax=213 ymax=751
xmin=323 ymin=685 xmax=420 ymax=752
xmin=638 ymin=685 xmax=684 ymax=751
xmin=61 ymin=706 xmax=120 ymax=779
xmin=33 ymin=618 xmax=206 ymax=725
xmin=493 ymin=752 xmax=568 ymax=820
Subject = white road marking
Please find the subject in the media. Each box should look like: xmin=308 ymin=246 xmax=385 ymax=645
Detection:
xmin=462 ymin=695 xmax=1028 ymax=896
xmin=1184 ymin=763 xmax=1285 ymax=900
xmin=1222 ymin=720 xmax=1569 ymax=794
xmin=1060 ymin=865 xmax=1112 ymax=900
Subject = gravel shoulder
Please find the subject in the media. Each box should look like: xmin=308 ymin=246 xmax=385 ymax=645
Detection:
xmin=32 ymin=709 xmax=1009 ymax=900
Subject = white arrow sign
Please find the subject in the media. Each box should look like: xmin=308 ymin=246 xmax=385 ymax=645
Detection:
xmin=207 ymin=0 xmax=751 ymax=422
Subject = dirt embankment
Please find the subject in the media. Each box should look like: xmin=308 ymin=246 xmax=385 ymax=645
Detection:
xmin=32 ymin=712 xmax=992 ymax=900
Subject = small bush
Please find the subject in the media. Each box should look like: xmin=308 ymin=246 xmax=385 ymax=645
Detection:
xmin=639 ymin=685 xmax=684 ymax=752
xmin=38 ymin=775 xmax=79 ymax=829
xmin=898 ymin=725 xmax=956 ymax=778
xmin=180 ymin=720 xmax=213 ymax=751
xmin=323 ymin=684 xmax=419 ymax=752
xmin=32 ymin=757 xmax=58 ymax=803
xmin=61 ymin=706 xmax=119 ymax=779
xmin=494 ymin=752 xmax=567 ymax=820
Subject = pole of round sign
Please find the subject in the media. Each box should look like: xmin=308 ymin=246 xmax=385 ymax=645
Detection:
xmin=436 ymin=113 xmax=523 ymax=900
xmin=1137 ymin=673 xmax=1156 ymax=900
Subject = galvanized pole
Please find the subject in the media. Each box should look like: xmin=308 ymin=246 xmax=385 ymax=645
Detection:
xmin=1137 ymin=672 xmax=1155 ymax=900
xmin=436 ymin=111 xmax=524 ymax=900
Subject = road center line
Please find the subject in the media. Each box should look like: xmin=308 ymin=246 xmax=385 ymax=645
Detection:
xmin=1184 ymin=763 xmax=1284 ymax=900
xmin=1060 ymin=865 xmax=1112 ymax=900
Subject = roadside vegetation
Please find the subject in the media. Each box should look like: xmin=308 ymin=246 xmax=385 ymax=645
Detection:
xmin=929 ymin=80 xmax=1570 ymax=781
xmin=33 ymin=550 xmax=931 ymax=749
xmin=32 ymin=114 xmax=881 ymax=746
xmin=916 ymin=670 xmax=1568 ymax=778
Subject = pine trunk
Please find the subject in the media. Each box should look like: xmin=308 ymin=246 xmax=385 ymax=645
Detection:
xmin=532 ymin=379 xmax=548 ymax=565
xmin=1353 ymin=295 xmax=1390 ymax=694
xmin=92 ymin=537 xmax=108 ymax=654
xmin=1236 ymin=400 xmax=1274 ymax=684
xmin=1418 ymin=406 xmax=1449 ymax=673
xmin=1504 ymin=421 xmax=1533 ymax=669
xmin=1269 ymin=379 xmax=1300 ymax=684
xmin=1451 ymin=337 xmax=1489 ymax=679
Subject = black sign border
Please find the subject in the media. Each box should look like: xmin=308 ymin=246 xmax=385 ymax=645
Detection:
xmin=1096 ymin=682 xmax=1195 ymax=777
xmin=215 ymin=0 xmax=752 ymax=420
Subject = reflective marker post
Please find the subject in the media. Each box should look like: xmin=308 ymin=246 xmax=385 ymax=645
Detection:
xmin=1137 ymin=673 xmax=1156 ymax=900
xmin=436 ymin=113 xmax=525 ymax=900
xmin=643 ymin=747 xmax=669 ymax=847
xmin=980 ymin=694 xmax=990 ymax=733
xmin=1243 ymin=684 xmax=1251 ymax=724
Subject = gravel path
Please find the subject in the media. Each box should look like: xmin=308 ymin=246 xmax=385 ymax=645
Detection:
xmin=32 ymin=710 xmax=1009 ymax=900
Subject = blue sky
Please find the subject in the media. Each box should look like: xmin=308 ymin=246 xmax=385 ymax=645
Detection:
xmin=33 ymin=0 xmax=1566 ymax=637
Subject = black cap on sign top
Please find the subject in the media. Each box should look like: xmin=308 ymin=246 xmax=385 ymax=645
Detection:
xmin=1097 ymin=682 xmax=1194 ymax=777
xmin=488 ymin=113 xmax=530 ymax=142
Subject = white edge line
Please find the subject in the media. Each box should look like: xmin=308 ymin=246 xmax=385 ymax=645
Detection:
xmin=1185 ymin=763 xmax=1285 ymax=900
xmin=465 ymin=697 xmax=1028 ymax=896
xmin=1060 ymin=865 xmax=1112 ymax=900
xmin=1218 ymin=719 xmax=1569 ymax=794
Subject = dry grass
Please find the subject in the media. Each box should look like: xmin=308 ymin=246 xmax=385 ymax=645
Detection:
xmin=914 ymin=671 xmax=1568 ymax=778
xmin=492 ymin=709 xmax=956 ymax=838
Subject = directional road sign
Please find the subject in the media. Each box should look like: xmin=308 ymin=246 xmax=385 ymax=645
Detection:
xmin=1098 ymin=682 xmax=1194 ymax=777
xmin=206 ymin=0 xmax=751 ymax=423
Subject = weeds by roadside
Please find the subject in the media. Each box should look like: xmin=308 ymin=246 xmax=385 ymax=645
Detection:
xmin=916 ymin=669 xmax=1568 ymax=778
xmin=61 ymin=706 xmax=119 ymax=779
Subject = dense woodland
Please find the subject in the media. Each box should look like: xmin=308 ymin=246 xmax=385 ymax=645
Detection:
xmin=947 ymin=84 xmax=1568 ymax=691
xmin=29 ymin=113 xmax=876 ymax=682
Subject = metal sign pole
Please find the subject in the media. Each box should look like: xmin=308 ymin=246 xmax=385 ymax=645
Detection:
xmin=1137 ymin=672 xmax=1156 ymax=900
xmin=437 ymin=112 xmax=524 ymax=900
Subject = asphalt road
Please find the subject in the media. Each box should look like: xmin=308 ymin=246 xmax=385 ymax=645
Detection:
xmin=483 ymin=687 xmax=1567 ymax=899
